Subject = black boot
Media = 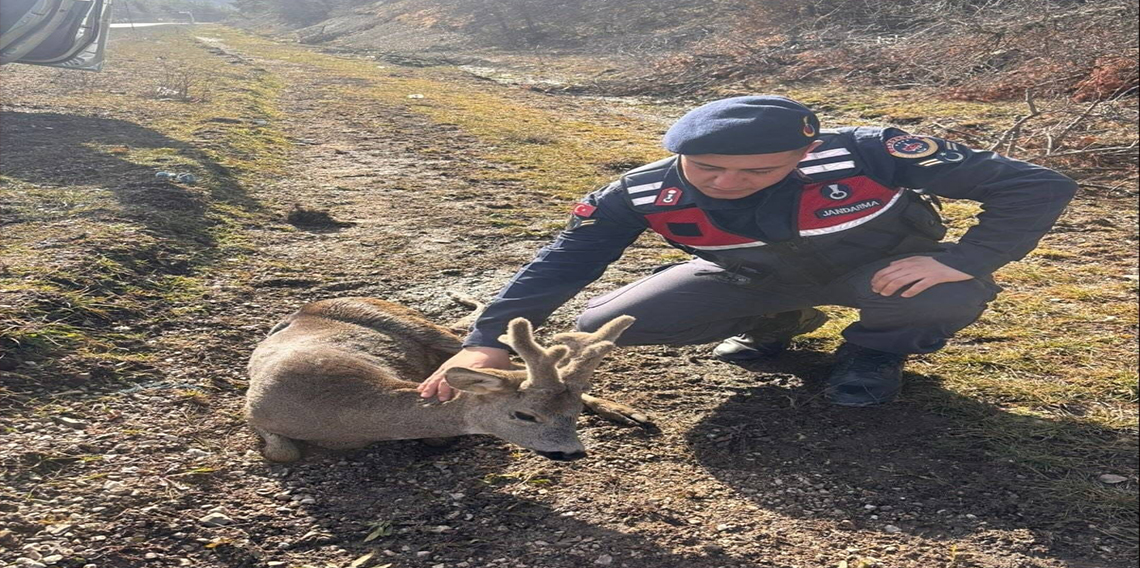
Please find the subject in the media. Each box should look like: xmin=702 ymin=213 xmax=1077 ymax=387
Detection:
xmin=826 ymin=343 xmax=907 ymax=407
xmin=713 ymin=308 xmax=829 ymax=362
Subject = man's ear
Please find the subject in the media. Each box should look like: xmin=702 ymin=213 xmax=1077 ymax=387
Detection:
xmin=444 ymin=368 xmax=519 ymax=394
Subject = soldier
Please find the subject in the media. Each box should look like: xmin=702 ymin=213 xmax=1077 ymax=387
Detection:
xmin=419 ymin=96 xmax=1077 ymax=407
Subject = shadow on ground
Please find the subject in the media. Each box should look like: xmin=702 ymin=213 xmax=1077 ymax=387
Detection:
xmin=0 ymin=111 xmax=263 ymax=242
xmin=687 ymin=348 xmax=1138 ymax=567
xmin=88 ymin=437 xmax=759 ymax=568
xmin=0 ymin=111 xmax=268 ymax=398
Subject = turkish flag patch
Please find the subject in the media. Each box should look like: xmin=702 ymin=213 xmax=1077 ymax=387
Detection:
xmin=572 ymin=203 xmax=597 ymax=217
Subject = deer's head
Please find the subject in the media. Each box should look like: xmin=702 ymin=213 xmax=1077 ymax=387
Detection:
xmin=444 ymin=315 xmax=634 ymax=461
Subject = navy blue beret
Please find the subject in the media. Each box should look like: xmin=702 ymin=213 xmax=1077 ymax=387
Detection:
xmin=663 ymin=95 xmax=821 ymax=155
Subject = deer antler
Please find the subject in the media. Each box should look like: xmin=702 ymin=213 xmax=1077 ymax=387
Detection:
xmin=548 ymin=315 xmax=636 ymax=391
xmin=498 ymin=318 xmax=569 ymax=391
xmin=552 ymin=315 xmax=636 ymax=361
xmin=559 ymin=341 xmax=618 ymax=392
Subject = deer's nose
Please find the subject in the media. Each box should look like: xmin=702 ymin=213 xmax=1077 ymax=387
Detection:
xmin=535 ymin=450 xmax=587 ymax=461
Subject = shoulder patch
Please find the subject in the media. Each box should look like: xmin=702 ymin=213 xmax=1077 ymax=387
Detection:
xmin=572 ymin=203 xmax=596 ymax=217
xmin=885 ymin=136 xmax=940 ymax=159
xmin=566 ymin=202 xmax=598 ymax=230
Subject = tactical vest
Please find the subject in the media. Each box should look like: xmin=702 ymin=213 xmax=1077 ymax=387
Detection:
xmin=621 ymin=135 xmax=947 ymax=284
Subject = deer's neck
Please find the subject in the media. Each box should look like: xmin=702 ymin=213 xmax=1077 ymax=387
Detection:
xmin=370 ymin=387 xmax=480 ymax=440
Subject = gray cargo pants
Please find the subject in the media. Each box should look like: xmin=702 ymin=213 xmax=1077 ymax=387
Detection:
xmin=576 ymin=258 xmax=1001 ymax=355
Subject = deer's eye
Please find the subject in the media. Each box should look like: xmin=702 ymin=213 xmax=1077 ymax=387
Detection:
xmin=512 ymin=411 xmax=538 ymax=423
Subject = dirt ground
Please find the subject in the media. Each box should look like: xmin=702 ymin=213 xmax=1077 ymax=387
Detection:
xmin=1 ymin=26 xmax=1137 ymax=568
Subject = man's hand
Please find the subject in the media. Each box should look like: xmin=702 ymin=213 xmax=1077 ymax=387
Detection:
xmin=418 ymin=346 xmax=512 ymax=401
xmin=870 ymin=256 xmax=974 ymax=298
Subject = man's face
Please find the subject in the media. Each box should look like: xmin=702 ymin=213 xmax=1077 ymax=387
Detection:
xmin=680 ymin=142 xmax=821 ymax=199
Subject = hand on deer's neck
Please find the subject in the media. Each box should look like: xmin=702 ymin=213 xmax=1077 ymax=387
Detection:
xmin=418 ymin=346 xmax=512 ymax=401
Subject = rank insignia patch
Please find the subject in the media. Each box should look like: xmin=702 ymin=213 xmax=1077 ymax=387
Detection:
xmin=566 ymin=215 xmax=596 ymax=230
xmin=654 ymin=187 xmax=684 ymax=207
xmin=886 ymin=136 xmax=940 ymax=159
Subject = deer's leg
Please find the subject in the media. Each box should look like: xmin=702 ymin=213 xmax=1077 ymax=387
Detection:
xmin=581 ymin=393 xmax=654 ymax=427
xmin=253 ymin=426 xmax=302 ymax=463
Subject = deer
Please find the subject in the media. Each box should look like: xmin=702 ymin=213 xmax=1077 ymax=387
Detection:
xmin=245 ymin=297 xmax=648 ymax=463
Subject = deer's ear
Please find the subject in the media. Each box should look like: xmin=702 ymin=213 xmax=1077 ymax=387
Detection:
xmin=444 ymin=368 xmax=517 ymax=394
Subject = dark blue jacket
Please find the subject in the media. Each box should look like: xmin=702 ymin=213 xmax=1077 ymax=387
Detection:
xmin=464 ymin=127 xmax=1077 ymax=349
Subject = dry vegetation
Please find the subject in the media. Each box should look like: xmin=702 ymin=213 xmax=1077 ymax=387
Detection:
xmin=233 ymin=0 xmax=1139 ymax=192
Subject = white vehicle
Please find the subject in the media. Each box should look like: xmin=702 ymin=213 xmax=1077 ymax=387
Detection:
xmin=1 ymin=0 xmax=112 ymax=71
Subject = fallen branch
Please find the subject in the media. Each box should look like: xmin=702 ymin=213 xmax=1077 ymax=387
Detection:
xmin=1032 ymin=142 xmax=1139 ymax=160
xmin=1047 ymin=99 xmax=1101 ymax=154
xmin=989 ymin=89 xmax=1041 ymax=155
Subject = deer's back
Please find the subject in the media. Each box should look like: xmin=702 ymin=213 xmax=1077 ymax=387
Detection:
xmin=248 ymin=297 xmax=463 ymax=389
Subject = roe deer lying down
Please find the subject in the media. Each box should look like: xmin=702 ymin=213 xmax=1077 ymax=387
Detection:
xmin=245 ymin=297 xmax=645 ymax=462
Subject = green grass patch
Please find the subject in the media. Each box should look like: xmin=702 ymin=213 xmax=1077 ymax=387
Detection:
xmin=0 ymin=26 xmax=291 ymax=394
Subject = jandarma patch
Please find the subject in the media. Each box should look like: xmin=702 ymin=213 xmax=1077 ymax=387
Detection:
xmin=815 ymin=199 xmax=882 ymax=218
xmin=885 ymin=136 xmax=939 ymax=159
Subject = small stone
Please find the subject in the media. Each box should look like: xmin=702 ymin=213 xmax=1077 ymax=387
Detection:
xmin=15 ymin=559 xmax=46 ymax=568
xmin=186 ymin=449 xmax=210 ymax=457
xmin=837 ymin=520 xmax=856 ymax=530
xmin=863 ymin=504 xmax=877 ymax=510
xmin=42 ymin=556 xmax=64 ymax=565
xmin=1098 ymin=474 xmax=1128 ymax=484
xmin=416 ymin=551 xmax=431 ymax=558
xmin=267 ymin=562 xmax=286 ymax=567
xmin=595 ymin=554 xmax=613 ymax=565
xmin=198 ymin=512 xmax=233 ymax=527
xmin=55 ymin=417 xmax=86 ymax=429
xmin=143 ymin=553 xmax=157 ymax=560
xmin=884 ymin=525 xmax=901 ymax=534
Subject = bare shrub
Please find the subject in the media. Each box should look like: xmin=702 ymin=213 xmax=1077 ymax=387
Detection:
xmin=636 ymin=0 xmax=1139 ymax=102
xmin=151 ymin=59 xmax=212 ymax=102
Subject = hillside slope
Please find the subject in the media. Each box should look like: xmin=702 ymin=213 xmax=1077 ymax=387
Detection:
xmin=231 ymin=0 xmax=1138 ymax=101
